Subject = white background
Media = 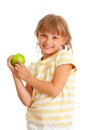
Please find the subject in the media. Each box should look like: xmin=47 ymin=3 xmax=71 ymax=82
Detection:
xmin=0 ymin=0 xmax=87 ymax=129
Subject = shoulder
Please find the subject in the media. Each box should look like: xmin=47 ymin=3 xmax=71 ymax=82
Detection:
xmin=59 ymin=48 xmax=73 ymax=57
xmin=56 ymin=48 xmax=74 ymax=62
xmin=55 ymin=48 xmax=77 ymax=71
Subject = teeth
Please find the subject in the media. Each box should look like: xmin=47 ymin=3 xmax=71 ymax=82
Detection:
xmin=45 ymin=47 xmax=51 ymax=49
xmin=44 ymin=45 xmax=52 ymax=49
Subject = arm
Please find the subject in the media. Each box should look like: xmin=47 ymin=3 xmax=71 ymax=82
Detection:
xmin=7 ymin=56 xmax=32 ymax=107
xmin=15 ymin=62 xmax=73 ymax=97
xmin=12 ymin=73 xmax=32 ymax=107
xmin=26 ymin=64 xmax=73 ymax=97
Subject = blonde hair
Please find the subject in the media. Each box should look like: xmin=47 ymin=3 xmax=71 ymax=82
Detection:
xmin=35 ymin=14 xmax=72 ymax=50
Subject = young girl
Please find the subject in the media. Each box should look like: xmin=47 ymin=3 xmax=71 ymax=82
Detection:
xmin=7 ymin=14 xmax=77 ymax=130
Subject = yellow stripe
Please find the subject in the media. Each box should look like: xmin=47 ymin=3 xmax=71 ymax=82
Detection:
xmin=58 ymin=59 xmax=74 ymax=64
xmin=27 ymin=113 xmax=73 ymax=121
xmin=33 ymin=95 xmax=52 ymax=101
xmin=33 ymin=92 xmax=74 ymax=102
xmin=65 ymin=85 xmax=74 ymax=90
xmin=68 ymin=78 xmax=75 ymax=83
xmin=28 ymin=108 xmax=74 ymax=114
xmin=56 ymin=122 xmax=72 ymax=127
xmin=31 ymin=100 xmax=74 ymax=107
xmin=60 ymin=92 xmax=74 ymax=97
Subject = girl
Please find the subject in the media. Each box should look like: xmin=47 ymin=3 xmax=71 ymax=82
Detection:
xmin=7 ymin=14 xmax=77 ymax=130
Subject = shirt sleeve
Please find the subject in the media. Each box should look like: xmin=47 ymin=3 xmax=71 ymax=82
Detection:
xmin=56 ymin=49 xmax=77 ymax=72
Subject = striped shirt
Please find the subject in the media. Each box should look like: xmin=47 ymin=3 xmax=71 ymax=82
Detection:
xmin=26 ymin=48 xmax=77 ymax=127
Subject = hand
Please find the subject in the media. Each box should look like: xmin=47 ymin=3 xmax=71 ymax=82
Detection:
xmin=14 ymin=62 xmax=30 ymax=82
xmin=7 ymin=55 xmax=15 ymax=72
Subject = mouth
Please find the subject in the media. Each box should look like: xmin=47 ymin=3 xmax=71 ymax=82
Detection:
xmin=43 ymin=44 xmax=54 ymax=50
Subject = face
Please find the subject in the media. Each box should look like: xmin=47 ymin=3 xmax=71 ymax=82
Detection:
xmin=37 ymin=32 xmax=67 ymax=59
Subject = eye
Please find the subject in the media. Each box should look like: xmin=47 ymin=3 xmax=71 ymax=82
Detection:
xmin=53 ymin=36 xmax=58 ymax=39
xmin=40 ymin=34 xmax=47 ymax=37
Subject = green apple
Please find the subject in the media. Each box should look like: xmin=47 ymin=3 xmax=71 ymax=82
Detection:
xmin=11 ymin=53 xmax=25 ymax=66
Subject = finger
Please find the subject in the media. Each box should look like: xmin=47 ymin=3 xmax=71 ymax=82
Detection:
xmin=7 ymin=55 xmax=13 ymax=64
xmin=17 ymin=61 xmax=24 ymax=66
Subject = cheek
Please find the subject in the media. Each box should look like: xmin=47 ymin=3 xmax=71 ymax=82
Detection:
xmin=57 ymin=40 xmax=64 ymax=46
xmin=38 ymin=37 xmax=42 ymax=43
xmin=38 ymin=42 xmax=43 ymax=48
xmin=39 ymin=38 xmax=45 ymax=45
xmin=55 ymin=42 xmax=62 ymax=49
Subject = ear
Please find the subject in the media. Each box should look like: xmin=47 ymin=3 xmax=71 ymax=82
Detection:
xmin=62 ymin=36 xmax=68 ymax=45
xmin=36 ymin=33 xmax=38 ymax=38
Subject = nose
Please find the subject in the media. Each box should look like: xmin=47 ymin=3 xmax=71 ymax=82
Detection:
xmin=46 ymin=37 xmax=52 ymax=44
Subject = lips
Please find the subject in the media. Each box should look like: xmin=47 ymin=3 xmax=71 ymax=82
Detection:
xmin=43 ymin=44 xmax=53 ymax=49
